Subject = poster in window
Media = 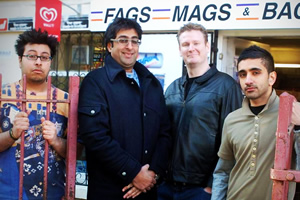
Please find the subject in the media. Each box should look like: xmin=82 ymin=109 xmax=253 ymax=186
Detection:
xmin=72 ymin=45 xmax=89 ymax=64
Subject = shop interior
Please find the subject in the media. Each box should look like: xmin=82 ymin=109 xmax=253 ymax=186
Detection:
xmin=234 ymin=36 xmax=300 ymax=101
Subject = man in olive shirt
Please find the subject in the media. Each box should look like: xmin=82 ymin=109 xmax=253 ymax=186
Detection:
xmin=212 ymin=45 xmax=299 ymax=200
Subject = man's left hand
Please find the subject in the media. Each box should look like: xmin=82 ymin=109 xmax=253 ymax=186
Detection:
xmin=41 ymin=117 xmax=57 ymax=145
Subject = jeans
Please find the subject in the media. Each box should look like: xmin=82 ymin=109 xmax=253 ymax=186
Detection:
xmin=157 ymin=181 xmax=211 ymax=200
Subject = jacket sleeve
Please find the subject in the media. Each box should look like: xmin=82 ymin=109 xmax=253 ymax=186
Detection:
xmin=148 ymin=92 xmax=172 ymax=177
xmin=209 ymin=81 xmax=242 ymax=187
xmin=211 ymin=158 xmax=235 ymax=200
xmin=78 ymin=75 xmax=141 ymax=184
xmin=220 ymin=82 xmax=243 ymax=132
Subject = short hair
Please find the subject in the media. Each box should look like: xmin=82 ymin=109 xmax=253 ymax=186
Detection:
xmin=104 ymin=18 xmax=143 ymax=54
xmin=177 ymin=23 xmax=208 ymax=44
xmin=15 ymin=28 xmax=58 ymax=58
xmin=237 ymin=45 xmax=275 ymax=73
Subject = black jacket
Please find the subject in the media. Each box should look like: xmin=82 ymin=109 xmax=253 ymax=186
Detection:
xmin=165 ymin=66 xmax=243 ymax=187
xmin=78 ymin=55 xmax=172 ymax=199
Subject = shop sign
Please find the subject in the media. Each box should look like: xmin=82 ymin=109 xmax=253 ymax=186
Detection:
xmin=8 ymin=18 xmax=33 ymax=31
xmin=35 ymin=0 xmax=62 ymax=41
xmin=61 ymin=15 xmax=89 ymax=30
xmin=0 ymin=18 xmax=8 ymax=31
xmin=90 ymin=0 xmax=300 ymax=31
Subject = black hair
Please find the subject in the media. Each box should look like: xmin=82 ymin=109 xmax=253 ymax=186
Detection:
xmin=237 ymin=45 xmax=275 ymax=73
xmin=15 ymin=28 xmax=58 ymax=58
xmin=104 ymin=18 xmax=142 ymax=54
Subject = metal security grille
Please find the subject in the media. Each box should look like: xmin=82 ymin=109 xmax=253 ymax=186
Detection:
xmin=49 ymin=32 xmax=105 ymax=189
xmin=271 ymin=92 xmax=300 ymax=200
xmin=0 ymin=74 xmax=79 ymax=200
xmin=50 ymin=32 xmax=105 ymax=92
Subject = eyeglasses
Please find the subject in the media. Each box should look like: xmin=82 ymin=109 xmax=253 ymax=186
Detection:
xmin=23 ymin=55 xmax=52 ymax=62
xmin=110 ymin=38 xmax=141 ymax=46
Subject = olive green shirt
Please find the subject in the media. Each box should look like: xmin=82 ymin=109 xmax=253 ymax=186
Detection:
xmin=218 ymin=90 xmax=295 ymax=200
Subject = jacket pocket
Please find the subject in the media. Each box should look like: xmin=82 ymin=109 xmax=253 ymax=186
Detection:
xmin=78 ymin=105 xmax=101 ymax=117
xmin=78 ymin=105 xmax=103 ymax=133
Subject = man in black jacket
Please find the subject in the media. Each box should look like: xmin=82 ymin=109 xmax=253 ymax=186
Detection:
xmin=78 ymin=18 xmax=172 ymax=200
xmin=157 ymin=23 xmax=243 ymax=200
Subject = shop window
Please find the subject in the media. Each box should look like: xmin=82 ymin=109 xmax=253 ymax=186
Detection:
xmin=50 ymin=32 xmax=105 ymax=91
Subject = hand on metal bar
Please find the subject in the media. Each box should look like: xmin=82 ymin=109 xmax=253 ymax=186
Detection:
xmin=41 ymin=117 xmax=67 ymax=158
xmin=41 ymin=117 xmax=58 ymax=146
xmin=292 ymin=101 xmax=300 ymax=126
xmin=12 ymin=110 xmax=31 ymax=140
xmin=293 ymin=101 xmax=300 ymax=170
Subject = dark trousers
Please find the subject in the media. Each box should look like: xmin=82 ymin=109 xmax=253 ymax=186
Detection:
xmin=157 ymin=181 xmax=211 ymax=200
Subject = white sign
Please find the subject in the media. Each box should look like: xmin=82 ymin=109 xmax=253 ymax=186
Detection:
xmin=40 ymin=7 xmax=58 ymax=23
xmin=90 ymin=0 xmax=300 ymax=31
xmin=139 ymin=34 xmax=182 ymax=91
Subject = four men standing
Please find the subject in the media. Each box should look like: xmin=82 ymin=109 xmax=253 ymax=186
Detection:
xmin=1 ymin=19 xmax=299 ymax=200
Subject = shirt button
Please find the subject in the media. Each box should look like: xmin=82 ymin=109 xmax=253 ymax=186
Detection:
xmin=253 ymin=147 xmax=257 ymax=151
xmin=254 ymin=132 xmax=258 ymax=135
xmin=255 ymin=124 xmax=258 ymax=127
xmin=145 ymin=150 xmax=148 ymax=154
xmin=251 ymin=163 xmax=255 ymax=167
xmin=253 ymin=139 xmax=257 ymax=142
xmin=91 ymin=110 xmax=95 ymax=114
xmin=252 ymin=154 xmax=256 ymax=158
xmin=255 ymin=116 xmax=259 ymax=120
xmin=131 ymin=82 xmax=134 ymax=85
xmin=122 ymin=172 xmax=126 ymax=176
xmin=144 ymin=113 xmax=146 ymax=117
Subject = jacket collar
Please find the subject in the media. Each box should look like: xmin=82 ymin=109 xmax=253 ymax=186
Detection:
xmin=180 ymin=66 xmax=218 ymax=87
xmin=105 ymin=54 xmax=153 ymax=83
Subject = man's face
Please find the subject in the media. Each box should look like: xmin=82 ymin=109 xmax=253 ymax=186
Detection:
xmin=178 ymin=30 xmax=209 ymax=67
xmin=237 ymin=58 xmax=276 ymax=106
xmin=20 ymin=43 xmax=52 ymax=84
xmin=107 ymin=28 xmax=139 ymax=72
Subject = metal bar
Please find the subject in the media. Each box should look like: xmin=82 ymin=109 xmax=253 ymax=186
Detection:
xmin=0 ymin=74 xmax=79 ymax=199
xmin=0 ymin=74 xmax=2 ymax=100
xmin=271 ymin=92 xmax=296 ymax=200
xmin=19 ymin=74 xmax=27 ymax=200
xmin=0 ymin=98 xmax=70 ymax=103
xmin=64 ymin=76 xmax=79 ymax=200
xmin=270 ymin=169 xmax=300 ymax=182
xmin=43 ymin=76 xmax=52 ymax=200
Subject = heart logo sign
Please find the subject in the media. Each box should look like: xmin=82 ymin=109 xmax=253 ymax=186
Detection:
xmin=40 ymin=7 xmax=57 ymax=23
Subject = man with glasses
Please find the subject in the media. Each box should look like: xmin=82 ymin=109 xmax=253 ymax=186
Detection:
xmin=0 ymin=29 xmax=69 ymax=199
xmin=78 ymin=18 xmax=172 ymax=200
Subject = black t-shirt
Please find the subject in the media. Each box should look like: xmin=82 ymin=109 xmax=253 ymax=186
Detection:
xmin=250 ymin=104 xmax=265 ymax=116
xmin=184 ymin=75 xmax=199 ymax=100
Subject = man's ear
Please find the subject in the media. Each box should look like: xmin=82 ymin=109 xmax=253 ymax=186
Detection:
xmin=179 ymin=46 xmax=182 ymax=57
xmin=269 ymin=71 xmax=277 ymax=86
xmin=19 ymin=56 xmax=22 ymax=68
xmin=107 ymin=42 xmax=113 ymax=52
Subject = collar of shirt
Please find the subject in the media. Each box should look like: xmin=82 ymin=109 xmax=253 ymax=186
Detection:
xmin=126 ymin=69 xmax=140 ymax=87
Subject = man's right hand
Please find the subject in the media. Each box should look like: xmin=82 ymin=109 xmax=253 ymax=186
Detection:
xmin=132 ymin=164 xmax=156 ymax=192
xmin=12 ymin=110 xmax=30 ymax=139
